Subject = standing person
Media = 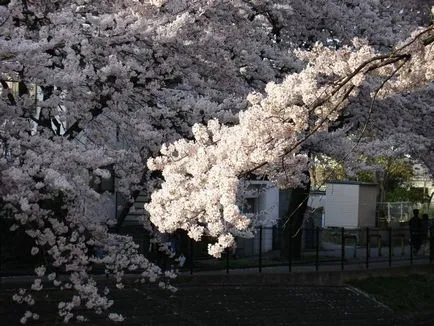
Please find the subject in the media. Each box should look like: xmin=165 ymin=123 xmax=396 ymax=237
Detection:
xmin=421 ymin=213 xmax=430 ymax=254
xmin=409 ymin=209 xmax=422 ymax=254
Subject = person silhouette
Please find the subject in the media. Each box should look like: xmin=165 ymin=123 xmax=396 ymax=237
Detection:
xmin=409 ymin=209 xmax=422 ymax=253
xmin=421 ymin=213 xmax=430 ymax=253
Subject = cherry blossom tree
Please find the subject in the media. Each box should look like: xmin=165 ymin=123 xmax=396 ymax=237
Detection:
xmin=0 ymin=0 xmax=433 ymax=323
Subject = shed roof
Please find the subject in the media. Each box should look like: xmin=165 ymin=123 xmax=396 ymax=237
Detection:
xmin=326 ymin=180 xmax=378 ymax=187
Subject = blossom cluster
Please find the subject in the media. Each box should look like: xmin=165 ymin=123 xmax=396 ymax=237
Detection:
xmin=147 ymin=26 xmax=434 ymax=257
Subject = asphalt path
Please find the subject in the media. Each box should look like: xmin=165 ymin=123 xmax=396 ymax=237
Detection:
xmin=0 ymin=284 xmax=413 ymax=326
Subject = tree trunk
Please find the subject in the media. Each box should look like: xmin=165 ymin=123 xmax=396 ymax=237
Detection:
xmin=280 ymin=175 xmax=311 ymax=259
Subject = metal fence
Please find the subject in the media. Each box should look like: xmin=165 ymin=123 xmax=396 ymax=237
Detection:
xmin=376 ymin=202 xmax=415 ymax=225
xmin=1 ymin=224 xmax=433 ymax=276
xmin=174 ymin=225 xmax=434 ymax=275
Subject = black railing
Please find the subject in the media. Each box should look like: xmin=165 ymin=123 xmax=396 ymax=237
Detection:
xmin=1 ymin=225 xmax=433 ymax=276
xmin=172 ymin=225 xmax=434 ymax=275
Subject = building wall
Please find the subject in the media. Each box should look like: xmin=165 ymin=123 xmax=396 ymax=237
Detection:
xmin=237 ymin=181 xmax=279 ymax=256
xmin=324 ymin=183 xmax=359 ymax=228
xmin=252 ymin=186 xmax=278 ymax=254
xmin=259 ymin=186 xmax=279 ymax=227
xmin=358 ymin=185 xmax=378 ymax=227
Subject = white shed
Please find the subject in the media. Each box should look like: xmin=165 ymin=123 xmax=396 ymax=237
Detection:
xmin=324 ymin=181 xmax=378 ymax=228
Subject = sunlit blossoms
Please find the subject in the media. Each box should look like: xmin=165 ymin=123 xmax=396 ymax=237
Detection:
xmin=147 ymin=26 xmax=434 ymax=257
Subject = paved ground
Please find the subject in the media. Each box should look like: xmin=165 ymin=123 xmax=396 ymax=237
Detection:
xmin=1 ymin=261 xmax=433 ymax=325
xmin=0 ymin=283 xmax=418 ymax=326
xmin=148 ymin=285 xmax=399 ymax=326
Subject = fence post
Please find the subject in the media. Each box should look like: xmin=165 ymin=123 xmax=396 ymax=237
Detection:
xmin=378 ymin=235 xmax=382 ymax=257
xmin=430 ymin=226 xmax=433 ymax=264
xmin=341 ymin=227 xmax=345 ymax=271
xmin=288 ymin=232 xmax=292 ymax=272
xmin=225 ymin=248 xmax=230 ymax=274
xmin=388 ymin=227 xmax=392 ymax=267
xmin=366 ymin=227 xmax=369 ymax=269
xmin=410 ymin=232 xmax=413 ymax=265
xmin=400 ymin=202 xmax=403 ymax=220
xmin=189 ymin=237 xmax=194 ymax=275
xmin=315 ymin=227 xmax=319 ymax=272
xmin=0 ymin=232 xmax=1 ymax=274
xmin=259 ymin=226 xmax=263 ymax=273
